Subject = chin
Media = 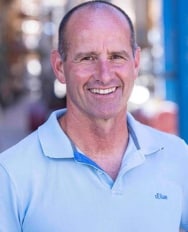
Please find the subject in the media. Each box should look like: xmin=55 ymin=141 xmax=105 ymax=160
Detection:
xmin=91 ymin=109 xmax=121 ymax=121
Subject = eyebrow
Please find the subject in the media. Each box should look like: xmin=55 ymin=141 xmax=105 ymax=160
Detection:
xmin=110 ymin=50 xmax=130 ymax=58
xmin=73 ymin=50 xmax=130 ymax=61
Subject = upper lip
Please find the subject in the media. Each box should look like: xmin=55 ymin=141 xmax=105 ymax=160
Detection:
xmin=89 ymin=87 xmax=117 ymax=95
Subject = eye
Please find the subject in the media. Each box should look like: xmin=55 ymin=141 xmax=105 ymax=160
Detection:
xmin=110 ymin=54 xmax=125 ymax=61
xmin=79 ymin=55 xmax=98 ymax=63
xmin=74 ymin=53 xmax=98 ymax=63
xmin=81 ymin=56 xmax=95 ymax=61
xmin=108 ymin=52 xmax=129 ymax=63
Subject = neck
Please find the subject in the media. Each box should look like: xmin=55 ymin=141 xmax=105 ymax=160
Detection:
xmin=60 ymin=109 xmax=128 ymax=145
xmin=59 ymin=110 xmax=129 ymax=180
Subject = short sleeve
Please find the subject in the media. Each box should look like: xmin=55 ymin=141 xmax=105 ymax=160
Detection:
xmin=180 ymin=144 xmax=188 ymax=231
xmin=0 ymin=164 xmax=22 ymax=232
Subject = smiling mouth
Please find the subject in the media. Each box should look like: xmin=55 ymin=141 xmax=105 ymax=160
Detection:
xmin=89 ymin=87 xmax=117 ymax=95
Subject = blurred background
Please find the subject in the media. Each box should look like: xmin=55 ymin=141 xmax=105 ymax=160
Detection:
xmin=0 ymin=0 xmax=188 ymax=152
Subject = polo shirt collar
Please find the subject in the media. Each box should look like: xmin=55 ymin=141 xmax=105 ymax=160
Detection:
xmin=127 ymin=112 xmax=164 ymax=156
xmin=38 ymin=109 xmax=163 ymax=159
xmin=38 ymin=109 xmax=74 ymax=159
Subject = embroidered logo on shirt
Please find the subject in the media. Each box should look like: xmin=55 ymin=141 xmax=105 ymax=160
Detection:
xmin=155 ymin=193 xmax=168 ymax=200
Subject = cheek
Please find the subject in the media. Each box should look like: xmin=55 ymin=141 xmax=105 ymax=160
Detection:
xmin=65 ymin=63 xmax=95 ymax=80
xmin=75 ymin=64 xmax=97 ymax=77
xmin=116 ymin=65 xmax=136 ymax=82
xmin=123 ymin=63 xmax=138 ymax=81
xmin=64 ymin=70 xmax=84 ymax=97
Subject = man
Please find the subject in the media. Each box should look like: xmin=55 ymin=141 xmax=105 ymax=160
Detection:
xmin=0 ymin=1 xmax=188 ymax=231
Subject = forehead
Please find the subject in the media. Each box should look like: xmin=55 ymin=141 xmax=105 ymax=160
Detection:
xmin=65 ymin=5 xmax=131 ymax=42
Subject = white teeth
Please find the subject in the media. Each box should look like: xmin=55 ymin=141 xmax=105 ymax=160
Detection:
xmin=90 ymin=87 xmax=116 ymax=95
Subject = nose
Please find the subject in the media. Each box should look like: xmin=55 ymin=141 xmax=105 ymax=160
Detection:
xmin=95 ymin=60 xmax=112 ymax=84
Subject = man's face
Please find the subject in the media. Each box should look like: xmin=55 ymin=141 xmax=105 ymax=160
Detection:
xmin=59 ymin=7 xmax=140 ymax=120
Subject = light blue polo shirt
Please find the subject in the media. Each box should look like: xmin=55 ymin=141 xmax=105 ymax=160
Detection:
xmin=1 ymin=109 xmax=188 ymax=231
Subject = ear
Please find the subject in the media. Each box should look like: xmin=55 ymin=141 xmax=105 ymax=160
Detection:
xmin=133 ymin=47 xmax=141 ymax=77
xmin=50 ymin=50 xmax=66 ymax=84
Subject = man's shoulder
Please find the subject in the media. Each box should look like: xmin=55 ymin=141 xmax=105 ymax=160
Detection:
xmin=0 ymin=131 xmax=41 ymax=169
xmin=128 ymin=112 xmax=188 ymax=151
xmin=0 ymin=109 xmax=65 ymax=165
